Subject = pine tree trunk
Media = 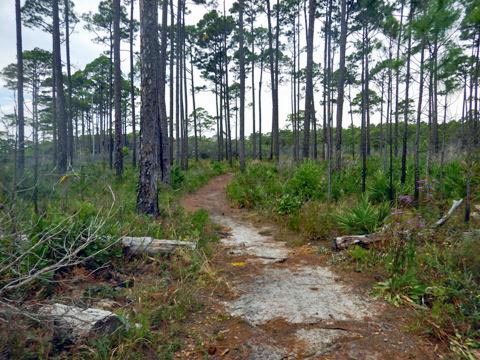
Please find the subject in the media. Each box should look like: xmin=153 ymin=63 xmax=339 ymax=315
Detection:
xmin=251 ymin=16 xmax=256 ymax=160
xmin=401 ymin=1 xmax=414 ymax=185
xmin=33 ymin=74 xmax=39 ymax=214
xmin=182 ymin=12 xmax=189 ymax=171
xmin=53 ymin=0 xmax=68 ymax=174
xmin=137 ymin=0 xmax=160 ymax=216
xmin=109 ymin=34 xmax=114 ymax=169
xmin=273 ymin=0 xmax=280 ymax=161
xmin=169 ymin=0 xmax=175 ymax=165
xmin=65 ymin=0 xmax=74 ymax=166
xmin=130 ymin=0 xmax=137 ymax=167
xmin=15 ymin=0 xmax=25 ymax=178
xmin=335 ymin=0 xmax=347 ymax=170
xmin=259 ymin=56 xmax=264 ymax=160
xmin=113 ymin=0 xmax=123 ymax=177
xmin=175 ymin=0 xmax=181 ymax=164
xmin=159 ymin=0 xmax=171 ymax=182
xmin=266 ymin=0 xmax=277 ymax=161
xmin=361 ymin=26 xmax=367 ymax=193
xmin=190 ymin=48 xmax=198 ymax=162
xmin=239 ymin=0 xmax=246 ymax=171
xmin=303 ymin=0 xmax=315 ymax=160
xmin=414 ymin=42 xmax=425 ymax=206
xmin=394 ymin=1 xmax=404 ymax=157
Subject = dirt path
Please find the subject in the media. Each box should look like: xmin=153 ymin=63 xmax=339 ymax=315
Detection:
xmin=180 ymin=174 xmax=441 ymax=359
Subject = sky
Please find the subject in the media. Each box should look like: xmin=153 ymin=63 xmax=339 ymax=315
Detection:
xmin=0 ymin=0 xmax=465 ymax=141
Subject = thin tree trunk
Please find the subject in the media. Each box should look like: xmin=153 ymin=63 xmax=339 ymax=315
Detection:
xmin=113 ymin=0 xmax=123 ymax=177
xmin=169 ymin=0 xmax=175 ymax=164
xmin=130 ymin=0 xmax=137 ymax=167
xmin=175 ymin=0 xmax=181 ymax=164
xmin=190 ymin=48 xmax=198 ymax=162
xmin=182 ymin=5 xmax=189 ymax=171
xmin=266 ymin=0 xmax=277 ymax=161
xmin=159 ymin=0 xmax=171 ymax=182
xmin=259 ymin=56 xmax=264 ymax=160
xmin=53 ymin=0 xmax=68 ymax=174
xmin=15 ymin=0 xmax=25 ymax=178
xmin=251 ymin=16 xmax=256 ymax=160
xmin=414 ymin=41 xmax=425 ymax=206
xmin=273 ymin=0 xmax=280 ymax=161
xmin=335 ymin=0 xmax=347 ymax=170
xmin=239 ymin=0 xmax=246 ymax=171
xmin=401 ymin=1 xmax=414 ymax=185
xmin=65 ymin=0 xmax=74 ymax=166
xmin=394 ymin=1 xmax=404 ymax=157
xmin=303 ymin=0 xmax=315 ymax=159
xmin=361 ymin=26 xmax=367 ymax=193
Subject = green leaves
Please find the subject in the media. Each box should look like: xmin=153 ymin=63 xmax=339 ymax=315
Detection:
xmin=334 ymin=195 xmax=390 ymax=234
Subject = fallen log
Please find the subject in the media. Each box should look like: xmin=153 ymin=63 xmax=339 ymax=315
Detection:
xmin=333 ymin=234 xmax=379 ymax=251
xmin=122 ymin=237 xmax=197 ymax=255
xmin=433 ymin=199 xmax=463 ymax=228
xmin=40 ymin=303 xmax=123 ymax=341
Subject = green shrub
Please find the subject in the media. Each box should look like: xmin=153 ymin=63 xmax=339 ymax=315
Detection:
xmin=335 ymin=196 xmax=390 ymax=234
xmin=227 ymin=163 xmax=281 ymax=209
xmin=276 ymin=194 xmax=303 ymax=215
xmin=171 ymin=165 xmax=185 ymax=190
xmin=284 ymin=161 xmax=325 ymax=201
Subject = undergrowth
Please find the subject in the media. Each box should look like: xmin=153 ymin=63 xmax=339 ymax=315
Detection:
xmin=0 ymin=160 xmax=227 ymax=358
xmin=227 ymin=157 xmax=480 ymax=357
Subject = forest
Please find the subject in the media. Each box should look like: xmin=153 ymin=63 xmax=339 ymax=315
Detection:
xmin=0 ymin=0 xmax=479 ymax=358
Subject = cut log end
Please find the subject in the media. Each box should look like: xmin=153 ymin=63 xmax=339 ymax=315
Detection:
xmin=40 ymin=303 xmax=123 ymax=341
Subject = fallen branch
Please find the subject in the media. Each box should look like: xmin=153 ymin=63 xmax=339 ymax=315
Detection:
xmin=333 ymin=234 xmax=379 ymax=251
xmin=433 ymin=199 xmax=463 ymax=228
xmin=334 ymin=199 xmax=465 ymax=251
xmin=39 ymin=303 xmax=123 ymax=342
xmin=122 ymin=237 xmax=197 ymax=255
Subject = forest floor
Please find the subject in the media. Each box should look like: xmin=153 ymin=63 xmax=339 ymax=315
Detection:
xmin=179 ymin=173 xmax=445 ymax=359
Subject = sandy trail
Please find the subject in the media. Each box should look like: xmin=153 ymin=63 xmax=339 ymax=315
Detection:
xmin=180 ymin=173 xmax=440 ymax=359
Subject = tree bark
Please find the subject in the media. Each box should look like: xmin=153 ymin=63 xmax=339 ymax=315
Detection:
xmin=394 ymin=1 xmax=404 ymax=157
xmin=266 ymin=0 xmax=278 ymax=162
xmin=159 ymin=0 xmax=171 ymax=182
xmin=303 ymin=0 xmax=315 ymax=160
xmin=169 ymin=0 xmax=175 ymax=165
xmin=130 ymin=0 xmax=137 ymax=167
xmin=239 ymin=0 xmax=246 ymax=171
xmin=414 ymin=41 xmax=425 ymax=206
xmin=401 ymin=1 xmax=414 ymax=185
xmin=335 ymin=0 xmax=347 ymax=170
xmin=53 ymin=0 xmax=68 ymax=174
xmin=190 ymin=48 xmax=199 ymax=162
xmin=64 ymin=0 xmax=74 ymax=166
xmin=113 ymin=0 xmax=123 ymax=177
xmin=15 ymin=0 xmax=25 ymax=178
xmin=137 ymin=0 xmax=160 ymax=216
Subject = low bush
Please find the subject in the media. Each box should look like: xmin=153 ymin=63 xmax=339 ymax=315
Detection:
xmin=284 ymin=161 xmax=325 ymax=202
xmin=334 ymin=196 xmax=390 ymax=234
xmin=227 ymin=162 xmax=282 ymax=209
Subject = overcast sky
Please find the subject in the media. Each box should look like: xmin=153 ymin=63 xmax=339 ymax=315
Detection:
xmin=0 ymin=0 xmax=464 ymax=141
